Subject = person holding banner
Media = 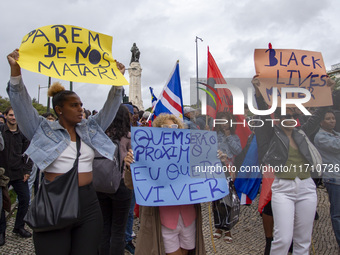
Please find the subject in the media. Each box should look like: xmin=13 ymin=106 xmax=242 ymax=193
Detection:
xmin=124 ymin=113 xmax=206 ymax=255
xmin=252 ymin=76 xmax=332 ymax=255
xmin=6 ymin=49 xmax=125 ymax=255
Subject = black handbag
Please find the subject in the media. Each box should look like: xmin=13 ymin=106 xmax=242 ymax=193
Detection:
xmin=212 ymin=178 xmax=240 ymax=231
xmin=92 ymin=139 xmax=122 ymax=194
xmin=24 ymin=135 xmax=81 ymax=232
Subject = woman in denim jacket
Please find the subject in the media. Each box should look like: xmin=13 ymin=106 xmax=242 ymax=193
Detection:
xmin=314 ymin=110 xmax=340 ymax=250
xmin=7 ymin=49 xmax=125 ymax=255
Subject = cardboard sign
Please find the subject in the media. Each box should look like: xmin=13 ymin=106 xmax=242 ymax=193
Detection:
xmin=254 ymin=49 xmax=332 ymax=107
xmin=131 ymin=127 xmax=229 ymax=206
xmin=18 ymin=25 xmax=129 ymax=86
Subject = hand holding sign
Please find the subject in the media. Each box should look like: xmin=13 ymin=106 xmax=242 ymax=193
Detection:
xmin=116 ymin=61 xmax=126 ymax=76
xmin=124 ymin=149 xmax=134 ymax=168
xmin=7 ymin=49 xmax=21 ymax=77
xmin=131 ymin=127 xmax=229 ymax=207
xmin=254 ymin=48 xmax=332 ymax=107
xmin=17 ymin=25 xmax=129 ymax=86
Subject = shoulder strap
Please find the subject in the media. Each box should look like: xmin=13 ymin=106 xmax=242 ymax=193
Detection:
xmin=73 ymin=134 xmax=81 ymax=168
xmin=112 ymin=139 xmax=124 ymax=174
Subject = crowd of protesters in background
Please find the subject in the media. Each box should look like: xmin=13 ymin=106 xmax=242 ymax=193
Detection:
xmin=1 ymin=49 xmax=340 ymax=255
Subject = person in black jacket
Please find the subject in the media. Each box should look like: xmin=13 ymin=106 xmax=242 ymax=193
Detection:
xmin=252 ymin=76 xmax=332 ymax=255
xmin=0 ymin=107 xmax=33 ymax=246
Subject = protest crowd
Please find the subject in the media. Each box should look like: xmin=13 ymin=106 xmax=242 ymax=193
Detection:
xmin=0 ymin=42 xmax=340 ymax=255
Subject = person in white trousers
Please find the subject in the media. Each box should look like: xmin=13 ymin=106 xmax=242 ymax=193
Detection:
xmin=252 ymin=76 xmax=333 ymax=255
xmin=271 ymin=177 xmax=317 ymax=254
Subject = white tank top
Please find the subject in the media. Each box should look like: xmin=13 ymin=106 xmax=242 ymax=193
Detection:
xmin=43 ymin=140 xmax=95 ymax=173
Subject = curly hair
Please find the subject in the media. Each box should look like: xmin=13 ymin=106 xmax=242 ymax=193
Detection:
xmin=48 ymin=82 xmax=76 ymax=116
xmin=105 ymin=104 xmax=131 ymax=140
xmin=152 ymin=114 xmax=184 ymax=129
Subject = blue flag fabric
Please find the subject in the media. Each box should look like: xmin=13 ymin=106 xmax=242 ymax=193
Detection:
xmin=152 ymin=62 xmax=184 ymax=120
xmin=234 ymin=135 xmax=262 ymax=201
xmin=149 ymin=87 xmax=158 ymax=108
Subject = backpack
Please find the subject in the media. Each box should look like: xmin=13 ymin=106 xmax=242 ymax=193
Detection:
xmin=92 ymin=140 xmax=122 ymax=194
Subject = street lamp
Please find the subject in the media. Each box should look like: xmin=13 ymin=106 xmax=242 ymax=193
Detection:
xmin=195 ymin=36 xmax=203 ymax=109
xmin=38 ymin=84 xmax=48 ymax=104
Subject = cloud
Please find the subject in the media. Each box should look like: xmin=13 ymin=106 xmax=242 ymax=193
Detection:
xmin=1 ymin=0 xmax=340 ymax=112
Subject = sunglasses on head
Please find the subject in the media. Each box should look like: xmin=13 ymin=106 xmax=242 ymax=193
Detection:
xmin=161 ymin=124 xmax=178 ymax=129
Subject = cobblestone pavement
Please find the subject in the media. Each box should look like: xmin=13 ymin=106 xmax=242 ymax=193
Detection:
xmin=1 ymin=187 xmax=338 ymax=255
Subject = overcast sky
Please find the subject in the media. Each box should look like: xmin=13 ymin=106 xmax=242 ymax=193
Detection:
xmin=1 ymin=0 xmax=339 ymax=112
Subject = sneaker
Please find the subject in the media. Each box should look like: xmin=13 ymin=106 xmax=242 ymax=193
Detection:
xmin=125 ymin=241 xmax=135 ymax=254
xmin=131 ymin=231 xmax=136 ymax=238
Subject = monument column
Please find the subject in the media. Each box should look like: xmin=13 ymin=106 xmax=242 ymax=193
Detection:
xmin=128 ymin=43 xmax=144 ymax=110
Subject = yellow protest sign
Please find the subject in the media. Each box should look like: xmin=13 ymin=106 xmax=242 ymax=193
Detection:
xmin=254 ymin=48 xmax=332 ymax=107
xmin=18 ymin=25 xmax=129 ymax=86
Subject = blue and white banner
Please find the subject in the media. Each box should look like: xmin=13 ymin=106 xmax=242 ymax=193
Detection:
xmin=131 ymin=127 xmax=229 ymax=206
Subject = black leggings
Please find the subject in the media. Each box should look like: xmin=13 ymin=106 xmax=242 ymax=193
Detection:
xmin=33 ymin=183 xmax=103 ymax=255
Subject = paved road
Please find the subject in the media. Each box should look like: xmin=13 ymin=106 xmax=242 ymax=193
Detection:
xmin=1 ymin=186 xmax=338 ymax=255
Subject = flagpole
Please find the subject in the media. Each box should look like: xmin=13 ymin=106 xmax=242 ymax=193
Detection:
xmin=195 ymin=36 xmax=203 ymax=109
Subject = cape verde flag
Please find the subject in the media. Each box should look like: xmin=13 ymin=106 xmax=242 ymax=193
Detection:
xmin=153 ymin=61 xmax=184 ymax=120
xmin=149 ymin=87 xmax=158 ymax=108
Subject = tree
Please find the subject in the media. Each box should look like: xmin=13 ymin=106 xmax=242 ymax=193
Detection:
xmin=333 ymin=77 xmax=340 ymax=91
xmin=329 ymin=75 xmax=340 ymax=91
xmin=0 ymin=96 xmax=52 ymax=115
xmin=0 ymin=96 xmax=11 ymax=113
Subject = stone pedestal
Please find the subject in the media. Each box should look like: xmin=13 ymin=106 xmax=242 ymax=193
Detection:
xmin=128 ymin=62 xmax=143 ymax=110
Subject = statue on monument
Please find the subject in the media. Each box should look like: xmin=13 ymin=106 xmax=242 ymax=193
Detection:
xmin=130 ymin=43 xmax=140 ymax=64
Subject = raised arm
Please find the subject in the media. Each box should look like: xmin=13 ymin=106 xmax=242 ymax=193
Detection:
xmin=92 ymin=61 xmax=125 ymax=131
xmin=6 ymin=49 xmax=41 ymax=140
xmin=252 ymin=76 xmax=275 ymax=162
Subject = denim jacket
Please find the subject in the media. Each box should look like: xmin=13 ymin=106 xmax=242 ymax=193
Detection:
xmin=217 ymin=132 xmax=242 ymax=159
xmin=7 ymin=76 xmax=123 ymax=171
xmin=314 ymin=128 xmax=340 ymax=185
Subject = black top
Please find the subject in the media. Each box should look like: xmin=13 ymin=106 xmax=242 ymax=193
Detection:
xmin=0 ymin=124 xmax=32 ymax=181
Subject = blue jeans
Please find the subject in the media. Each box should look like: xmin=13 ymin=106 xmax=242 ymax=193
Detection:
xmin=125 ymin=191 xmax=135 ymax=243
xmin=325 ymin=182 xmax=340 ymax=248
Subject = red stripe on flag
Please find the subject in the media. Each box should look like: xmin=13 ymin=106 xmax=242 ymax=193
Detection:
xmin=162 ymin=90 xmax=182 ymax=113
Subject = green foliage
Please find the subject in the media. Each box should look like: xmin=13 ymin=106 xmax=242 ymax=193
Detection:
xmin=328 ymin=75 xmax=340 ymax=91
xmin=333 ymin=77 xmax=340 ymax=91
xmin=0 ymin=96 xmax=11 ymax=114
xmin=0 ymin=95 xmax=53 ymax=115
